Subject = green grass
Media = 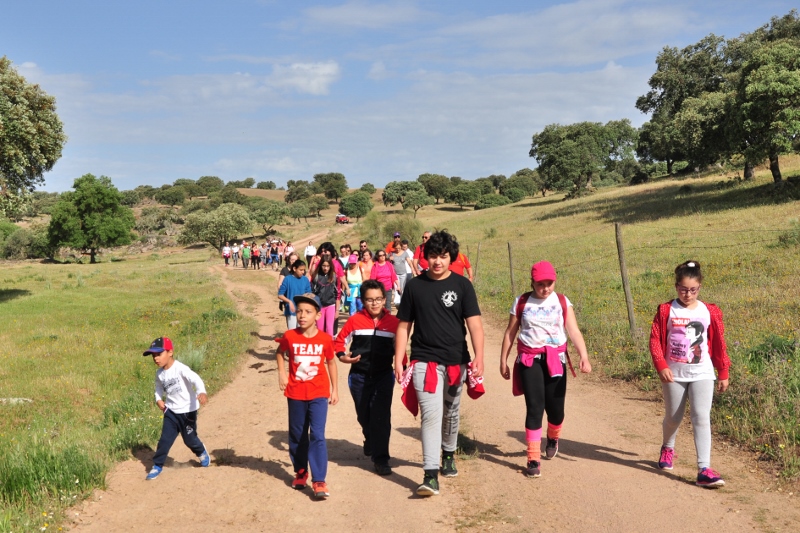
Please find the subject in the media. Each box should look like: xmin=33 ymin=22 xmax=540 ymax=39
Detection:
xmin=398 ymin=158 xmax=800 ymax=480
xmin=0 ymin=249 xmax=256 ymax=532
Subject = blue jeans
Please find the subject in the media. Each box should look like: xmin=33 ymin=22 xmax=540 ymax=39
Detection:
xmin=152 ymin=409 xmax=205 ymax=467
xmin=348 ymin=371 xmax=394 ymax=465
xmin=287 ymin=397 xmax=329 ymax=482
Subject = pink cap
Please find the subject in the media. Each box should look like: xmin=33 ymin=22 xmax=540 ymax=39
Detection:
xmin=531 ymin=261 xmax=557 ymax=282
xmin=348 ymin=253 xmax=359 ymax=264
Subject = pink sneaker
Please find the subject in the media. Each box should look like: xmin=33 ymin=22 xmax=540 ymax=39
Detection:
xmin=696 ymin=467 xmax=725 ymax=488
xmin=658 ymin=446 xmax=674 ymax=470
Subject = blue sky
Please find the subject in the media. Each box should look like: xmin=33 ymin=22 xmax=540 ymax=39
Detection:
xmin=2 ymin=0 xmax=797 ymax=191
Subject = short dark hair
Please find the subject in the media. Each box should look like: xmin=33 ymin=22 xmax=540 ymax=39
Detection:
xmin=291 ymin=259 xmax=306 ymax=270
xmin=401 ymin=239 xmax=408 ymax=245
xmin=360 ymin=279 xmax=385 ymax=300
xmin=424 ymin=230 xmax=459 ymax=262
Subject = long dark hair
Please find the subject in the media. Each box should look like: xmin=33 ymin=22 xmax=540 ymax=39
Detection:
xmin=316 ymin=258 xmax=336 ymax=283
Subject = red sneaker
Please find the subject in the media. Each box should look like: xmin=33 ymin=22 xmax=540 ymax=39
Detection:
xmin=292 ymin=469 xmax=308 ymax=490
xmin=312 ymin=481 xmax=329 ymax=499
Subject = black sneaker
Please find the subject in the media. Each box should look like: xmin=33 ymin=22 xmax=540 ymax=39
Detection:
xmin=416 ymin=472 xmax=439 ymax=496
xmin=545 ymin=438 xmax=559 ymax=459
xmin=374 ymin=463 xmax=392 ymax=476
xmin=440 ymin=453 xmax=458 ymax=478
xmin=525 ymin=460 xmax=541 ymax=478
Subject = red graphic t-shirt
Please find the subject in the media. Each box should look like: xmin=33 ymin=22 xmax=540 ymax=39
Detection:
xmin=278 ymin=329 xmax=335 ymax=400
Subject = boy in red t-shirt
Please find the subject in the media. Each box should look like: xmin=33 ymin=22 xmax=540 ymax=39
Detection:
xmin=276 ymin=293 xmax=339 ymax=499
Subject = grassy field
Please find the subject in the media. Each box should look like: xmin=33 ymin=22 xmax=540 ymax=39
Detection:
xmin=0 ymin=249 xmax=256 ymax=532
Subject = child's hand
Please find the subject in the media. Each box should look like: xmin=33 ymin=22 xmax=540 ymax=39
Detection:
xmin=717 ymin=379 xmax=729 ymax=392
xmin=279 ymin=372 xmax=288 ymax=391
xmin=394 ymin=366 xmax=403 ymax=384
xmin=198 ymin=393 xmax=208 ymax=406
xmin=288 ymin=302 xmax=296 ymax=314
xmin=658 ymin=368 xmax=674 ymax=383
xmin=500 ymin=360 xmax=510 ymax=380
xmin=329 ymin=390 xmax=339 ymax=406
xmin=339 ymin=352 xmax=361 ymax=364
xmin=156 ymin=400 xmax=167 ymax=413
xmin=579 ymin=356 xmax=592 ymax=374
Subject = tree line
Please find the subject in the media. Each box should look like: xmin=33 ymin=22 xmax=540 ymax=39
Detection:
xmin=531 ymin=10 xmax=800 ymax=195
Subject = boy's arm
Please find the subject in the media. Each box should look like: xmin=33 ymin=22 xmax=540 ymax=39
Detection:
xmin=154 ymin=375 xmax=166 ymax=411
xmin=326 ymin=357 xmax=339 ymax=405
xmin=394 ymin=320 xmax=411 ymax=383
xmin=183 ymin=366 xmax=209 ymax=406
xmin=275 ymin=349 xmax=288 ymax=391
xmin=465 ymin=315 xmax=485 ymax=377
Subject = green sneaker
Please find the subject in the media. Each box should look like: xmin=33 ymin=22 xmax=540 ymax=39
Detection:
xmin=440 ymin=453 xmax=458 ymax=478
xmin=416 ymin=472 xmax=439 ymax=496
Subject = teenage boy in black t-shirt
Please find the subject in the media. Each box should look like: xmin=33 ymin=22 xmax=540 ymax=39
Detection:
xmin=393 ymin=230 xmax=485 ymax=497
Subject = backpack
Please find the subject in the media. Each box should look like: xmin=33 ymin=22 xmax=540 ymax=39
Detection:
xmin=515 ymin=292 xmax=577 ymax=377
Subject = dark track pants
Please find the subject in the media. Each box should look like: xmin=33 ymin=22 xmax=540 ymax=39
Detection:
xmin=152 ymin=409 xmax=205 ymax=467
xmin=348 ymin=371 xmax=394 ymax=465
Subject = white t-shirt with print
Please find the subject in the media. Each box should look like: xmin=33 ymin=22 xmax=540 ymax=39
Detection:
xmin=510 ymin=292 xmax=572 ymax=359
xmin=666 ymin=300 xmax=715 ymax=381
xmin=154 ymin=360 xmax=207 ymax=413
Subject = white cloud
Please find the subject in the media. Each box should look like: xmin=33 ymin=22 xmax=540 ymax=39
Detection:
xmin=271 ymin=61 xmax=341 ymax=95
xmin=367 ymin=60 xmax=391 ymax=80
xmin=304 ymin=1 xmax=424 ymax=29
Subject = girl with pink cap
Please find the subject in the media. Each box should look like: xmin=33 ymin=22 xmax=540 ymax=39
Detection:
xmin=499 ymin=261 xmax=592 ymax=478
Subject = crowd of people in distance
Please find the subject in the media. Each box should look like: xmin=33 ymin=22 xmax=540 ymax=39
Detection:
xmin=146 ymin=230 xmax=729 ymax=501
xmin=221 ymin=239 xmax=295 ymax=272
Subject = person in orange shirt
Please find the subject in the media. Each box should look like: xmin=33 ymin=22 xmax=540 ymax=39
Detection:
xmin=448 ymin=252 xmax=474 ymax=282
xmin=384 ymin=232 xmax=402 ymax=254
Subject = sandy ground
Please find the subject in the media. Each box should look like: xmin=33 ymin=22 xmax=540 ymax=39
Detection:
xmin=68 ymin=243 xmax=800 ymax=532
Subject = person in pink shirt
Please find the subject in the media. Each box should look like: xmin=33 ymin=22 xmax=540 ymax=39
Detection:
xmin=370 ymin=250 xmax=399 ymax=311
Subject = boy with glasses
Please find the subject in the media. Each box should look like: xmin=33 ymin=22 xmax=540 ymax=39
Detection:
xmin=334 ymin=280 xmax=399 ymax=475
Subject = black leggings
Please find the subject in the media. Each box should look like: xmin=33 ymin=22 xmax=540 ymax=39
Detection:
xmin=520 ymin=357 xmax=567 ymax=430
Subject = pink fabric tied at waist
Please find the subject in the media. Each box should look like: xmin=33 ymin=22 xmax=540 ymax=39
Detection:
xmin=512 ymin=342 xmax=568 ymax=397
xmin=401 ymin=360 xmax=484 ymax=416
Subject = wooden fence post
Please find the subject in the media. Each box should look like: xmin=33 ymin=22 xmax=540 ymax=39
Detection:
xmin=615 ymin=222 xmax=637 ymax=338
xmin=474 ymin=242 xmax=481 ymax=279
xmin=507 ymin=242 xmax=515 ymax=297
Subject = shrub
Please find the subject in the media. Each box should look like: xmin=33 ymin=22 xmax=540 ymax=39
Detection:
xmin=0 ymin=219 xmax=19 ymax=241
xmin=474 ymin=194 xmax=511 ymax=210
xmin=1 ymin=224 xmax=51 ymax=259
xmin=358 ymin=210 xmax=423 ymax=249
xmin=502 ymin=188 xmax=525 ymax=203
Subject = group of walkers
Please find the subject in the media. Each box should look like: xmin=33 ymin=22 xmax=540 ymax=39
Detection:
xmin=221 ymin=239 xmax=294 ymax=271
xmin=163 ymin=230 xmax=729 ymax=500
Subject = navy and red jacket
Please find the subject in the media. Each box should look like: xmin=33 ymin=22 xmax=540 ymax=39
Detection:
xmin=334 ymin=309 xmax=399 ymax=376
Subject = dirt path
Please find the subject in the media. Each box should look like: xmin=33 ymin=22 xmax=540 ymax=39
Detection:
xmin=69 ymin=248 xmax=799 ymax=532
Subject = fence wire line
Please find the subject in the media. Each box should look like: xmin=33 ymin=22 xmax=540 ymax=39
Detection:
xmin=508 ymin=235 xmax=781 ymax=273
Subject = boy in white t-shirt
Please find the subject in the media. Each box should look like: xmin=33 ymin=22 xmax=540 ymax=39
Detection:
xmin=143 ymin=337 xmax=210 ymax=480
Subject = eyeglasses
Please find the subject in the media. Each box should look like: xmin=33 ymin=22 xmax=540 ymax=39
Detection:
xmin=676 ymin=285 xmax=700 ymax=295
xmin=422 ymin=235 xmax=429 ymax=240
xmin=364 ymin=298 xmax=385 ymax=304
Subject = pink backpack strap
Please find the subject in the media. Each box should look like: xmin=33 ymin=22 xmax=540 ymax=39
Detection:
xmin=557 ymin=293 xmax=577 ymax=378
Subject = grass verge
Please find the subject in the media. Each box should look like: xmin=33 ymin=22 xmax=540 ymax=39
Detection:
xmin=0 ymin=248 xmax=256 ymax=532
